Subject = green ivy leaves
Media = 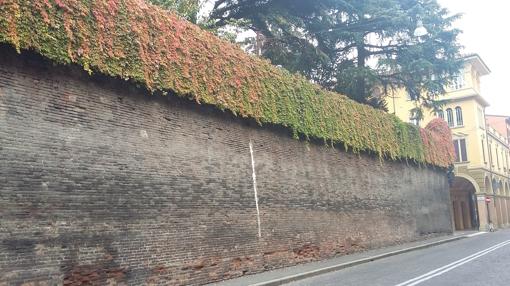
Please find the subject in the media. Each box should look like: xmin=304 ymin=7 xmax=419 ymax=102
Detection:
xmin=0 ymin=0 xmax=453 ymax=167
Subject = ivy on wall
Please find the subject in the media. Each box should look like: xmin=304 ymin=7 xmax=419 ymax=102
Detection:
xmin=421 ymin=119 xmax=455 ymax=168
xmin=0 ymin=0 xmax=454 ymax=167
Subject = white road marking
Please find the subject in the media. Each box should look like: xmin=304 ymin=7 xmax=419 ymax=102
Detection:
xmin=249 ymin=140 xmax=262 ymax=238
xmin=395 ymin=239 xmax=510 ymax=286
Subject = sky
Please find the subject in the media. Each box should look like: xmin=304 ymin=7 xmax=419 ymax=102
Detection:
xmin=438 ymin=0 xmax=509 ymax=115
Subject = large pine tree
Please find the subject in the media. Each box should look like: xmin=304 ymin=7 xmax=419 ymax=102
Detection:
xmin=207 ymin=0 xmax=463 ymax=111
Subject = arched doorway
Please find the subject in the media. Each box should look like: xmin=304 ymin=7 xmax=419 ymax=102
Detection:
xmin=496 ymin=180 xmax=507 ymax=226
xmin=494 ymin=179 xmax=504 ymax=227
xmin=502 ymin=181 xmax=509 ymax=226
xmin=503 ymin=182 xmax=510 ymax=226
xmin=450 ymin=176 xmax=479 ymax=230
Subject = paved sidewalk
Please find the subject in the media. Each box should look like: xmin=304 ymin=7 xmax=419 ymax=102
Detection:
xmin=210 ymin=231 xmax=483 ymax=286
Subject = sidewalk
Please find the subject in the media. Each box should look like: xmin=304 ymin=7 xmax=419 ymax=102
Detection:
xmin=210 ymin=231 xmax=483 ymax=286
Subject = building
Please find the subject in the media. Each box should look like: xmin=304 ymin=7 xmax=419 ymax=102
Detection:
xmin=486 ymin=115 xmax=510 ymax=143
xmin=386 ymin=54 xmax=510 ymax=231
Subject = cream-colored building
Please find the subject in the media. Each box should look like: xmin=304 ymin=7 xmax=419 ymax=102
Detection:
xmin=386 ymin=54 xmax=510 ymax=231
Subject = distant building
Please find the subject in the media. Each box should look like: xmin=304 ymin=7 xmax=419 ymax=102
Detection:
xmin=386 ymin=54 xmax=510 ymax=231
xmin=486 ymin=115 xmax=510 ymax=143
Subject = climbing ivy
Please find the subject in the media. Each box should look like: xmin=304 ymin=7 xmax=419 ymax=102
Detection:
xmin=0 ymin=0 xmax=454 ymax=167
xmin=421 ymin=118 xmax=455 ymax=167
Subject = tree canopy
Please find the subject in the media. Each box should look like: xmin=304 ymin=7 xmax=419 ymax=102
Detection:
xmin=206 ymin=0 xmax=463 ymax=112
xmin=148 ymin=0 xmax=202 ymax=23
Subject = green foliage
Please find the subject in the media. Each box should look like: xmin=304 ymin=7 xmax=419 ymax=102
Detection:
xmin=207 ymin=0 xmax=463 ymax=110
xmin=0 ymin=0 xmax=454 ymax=167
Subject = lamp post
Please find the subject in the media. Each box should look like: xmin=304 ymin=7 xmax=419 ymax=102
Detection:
xmin=413 ymin=0 xmax=428 ymax=40
xmin=413 ymin=19 xmax=428 ymax=37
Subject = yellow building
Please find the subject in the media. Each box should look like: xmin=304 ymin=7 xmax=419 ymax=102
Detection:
xmin=386 ymin=54 xmax=510 ymax=231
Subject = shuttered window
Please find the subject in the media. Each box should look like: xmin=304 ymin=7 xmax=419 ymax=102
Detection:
xmin=446 ymin=108 xmax=454 ymax=127
xmin=453 ymin=139 xmax=468 ymax=162
xmin=455 ymin=107 xmax=463 ymax=126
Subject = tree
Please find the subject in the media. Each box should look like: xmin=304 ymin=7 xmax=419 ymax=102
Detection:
xmin=207 ymin=0 xmax=463 ymax=112
xmin=148 ymin=0 xmax=202 ymax=23
xmin=208 ymin=0 xmax=336 ymax=84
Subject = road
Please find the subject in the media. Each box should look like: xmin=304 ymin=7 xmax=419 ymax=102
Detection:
xmin=285 ymin=229 xmax=510 ymax=286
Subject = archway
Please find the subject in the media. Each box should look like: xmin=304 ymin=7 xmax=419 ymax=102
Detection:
xmin=497 ymin=180 xmax=508 ymax=226
xmin=506 ymin=182 xmax=510 ymax=225
xmin=494 ymin=180 xmax=504 ymax=227
xmin=450 ymin=176 xmax=479 ymax=230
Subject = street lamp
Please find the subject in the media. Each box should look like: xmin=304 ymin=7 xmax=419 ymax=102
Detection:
xmin=413 ymin=19 xmax=428 ymax=37
xmin=413 ymin=0 xmax=428 ymax=38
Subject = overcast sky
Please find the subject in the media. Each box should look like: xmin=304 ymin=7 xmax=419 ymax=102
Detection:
xmin=438 ymin=0 xmax=509 ymax=115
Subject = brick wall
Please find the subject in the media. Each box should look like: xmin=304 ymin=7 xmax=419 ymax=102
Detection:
xmin=0 ymin=45 xmax=453 ymax=286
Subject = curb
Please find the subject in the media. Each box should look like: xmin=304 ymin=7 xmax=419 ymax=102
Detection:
xmin=246 ymin=234 xmax=473 ymax=286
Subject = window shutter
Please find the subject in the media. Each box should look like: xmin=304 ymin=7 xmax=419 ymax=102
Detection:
xmin=453 ymin=140 xmax=460 ymax=162
xmin=460 ymin=139 xmax=467 ymax=162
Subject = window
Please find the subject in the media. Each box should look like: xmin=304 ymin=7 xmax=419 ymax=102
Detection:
xmin=481 ymin=138 xmax=486 ymax=163
xmin=451 ymin=72 xmax=465 ymax=90
xmin=506 ymin=151 xmax=510 ymax=172
xmin=505 ymin=150 xmax=508 ymax=171
xmin=501 ymin=150 xmax=504 ymax=171
xmin=446 ymin=108 xmax=454 ymax=127
xmin=488 ymin=143 xmax=493 ymax=166
xmin=406 ymin=91 xmax=412 ymax=100
xmin=501 ymin=149 xmax=504 ymax=169
xmin=455 ymin=107 xmax=463 ymax=126
xmin=409 ymin=117 xmax=420 ymax=126
xmin=477 ymin=107 xmax=485 ymax=128
xmin=438 ymin=110 xmax=444 ymax=120
xmin=496 ymin=146 xmax=500 ymax=169
xmin=453 ymin=139 xmax=468 ymax=162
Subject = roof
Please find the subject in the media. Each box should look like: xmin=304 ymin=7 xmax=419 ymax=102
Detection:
xmin=474 ymin=95 xmax=490 ymax=107
xmin=486 ymin=114 xmax=510 ymax=133
xmin=486 ymin=114 xmax=510 ymax=119
xmin=462 ymin=54 xmax=491 ymax=76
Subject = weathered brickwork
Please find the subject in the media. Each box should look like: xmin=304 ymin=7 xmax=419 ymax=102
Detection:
xmin=0 ymin=46 xmax=453 ymax=285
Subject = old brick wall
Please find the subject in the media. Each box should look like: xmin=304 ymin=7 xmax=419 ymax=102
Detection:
xmin=0 ymin=46 xmax=452 ymax=285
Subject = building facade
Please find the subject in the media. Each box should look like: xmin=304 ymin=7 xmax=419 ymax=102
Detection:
xmin=387 ymin=54 xmax=510 ymax=231
xmin=486 ymin=115 xmax=510 ymax=143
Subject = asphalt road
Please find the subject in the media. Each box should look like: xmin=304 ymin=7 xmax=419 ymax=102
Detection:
xmin=286 ymin=229 xmax=510 ymax=286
